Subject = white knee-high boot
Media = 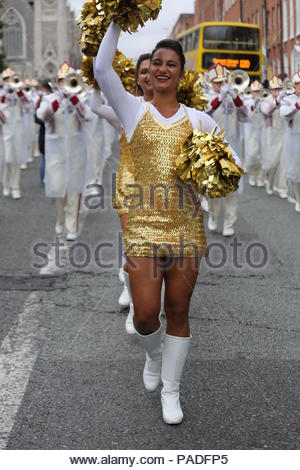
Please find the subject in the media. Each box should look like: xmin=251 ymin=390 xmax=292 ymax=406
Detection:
xmin=161 ymin=333 xmax=191 ymax=425
xmin=118 ymin=268 xmax=131 ymax=308
xmin=123 ymin=271 xmax=135 ymax=334
xmin=136 ymin=325 xmax=163 ymax=392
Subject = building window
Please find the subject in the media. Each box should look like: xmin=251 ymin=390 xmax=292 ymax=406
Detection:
xmin=289 ymin=0 xmax=294 ymax=39
xmin=283 ymin=52 xmax=289 ymax=74
xmin=277 ymin=58 xmax=281 ymax=75
xmin=272 ymin=8 xmax=275 ymax=33
xmin=256 ymin=10 xmax=260 ymax=25
xmin=297 ymin=0 xmax=300 ymax=35
xmin=2 ymin=8 xmax=25 ymax=59
xmin=262 ymin=7 xmax=266 ymax=36
xmin=283 ymin=0 xmax=288 ymax=42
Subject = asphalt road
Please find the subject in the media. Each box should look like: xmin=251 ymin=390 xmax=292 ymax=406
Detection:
xmin=0 ymin=149 xmax=300 ymax=450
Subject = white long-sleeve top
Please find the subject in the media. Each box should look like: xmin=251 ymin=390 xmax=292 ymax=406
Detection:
xmin=90 ymin=89 xmax=121 ymax=132
xmin=37 ymin=92 xmax=93 ymax=133
xmin=94 ymin=22 xmax=241 ymax=167
xmin=260 ymin=94 xmax=283 ymax=131
xmin=280 ymin=93 xmax=300 ymax=124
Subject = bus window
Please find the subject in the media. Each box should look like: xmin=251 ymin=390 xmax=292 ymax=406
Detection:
xmin=188 ymin=33 xmax=194 ymax=51
xmin=193 ymin=29 xmax=200 ymax=49
xmin=203 ymin=26 xmax=260 ymax=51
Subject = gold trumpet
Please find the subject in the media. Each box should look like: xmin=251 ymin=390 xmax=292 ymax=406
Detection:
xmin=63 ymin=72 xmax=84 ymax=95
xmin=229 ymin=69 xmax=250 ymax=94
xmin=283 ymin=79 xmax=295 ymax=95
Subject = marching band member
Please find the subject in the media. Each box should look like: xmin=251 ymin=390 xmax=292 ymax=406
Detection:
xmin=260 ymin=77 xmax=288 ymax=197
xmin=35 ymin=80 xmax=52 ymax=185
xmin=37 ymin=62 xmax=94 ymax=241
xmin=0 ymin=80 xmax=5 ymax=193
xmin=95 ymin=22 xmax=241 ymax=425
xmin=280 ymin=70 xmax=300 ymax=212
xmin=205 ymin=64 xmax=246 ymax=236
xmin=0 ymin=68 xmax=29 ymax=199
xmin=244 ymin=80 xmax=265 ymax=188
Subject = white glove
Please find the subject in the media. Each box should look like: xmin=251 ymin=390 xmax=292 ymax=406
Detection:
xmin=220 ymin=83 xmax=230 ymax=101
xmin=228 ymin=87 xmax=237 ymax=99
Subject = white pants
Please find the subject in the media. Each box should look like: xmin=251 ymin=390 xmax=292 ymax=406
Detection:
xmin=3 ymin=163 xmax=21 ymax=191
xmin=208 ymin=193 xmax=238 ymax=230
xmin=247 ymin=164 xmax=264 ymax=182
xmin=54 ymin=192 xmax=81 ymax=234
xmin=276 ymin=152 xmax=288 ymax=193
xmin=293 ymin=182 xmax=300 ymax=204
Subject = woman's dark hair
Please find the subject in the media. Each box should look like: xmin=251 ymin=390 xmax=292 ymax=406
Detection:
xmin=150 ymin=39 xmax=185 ymax=72
xmin=135 ymin=53 xmax=151 ymax=95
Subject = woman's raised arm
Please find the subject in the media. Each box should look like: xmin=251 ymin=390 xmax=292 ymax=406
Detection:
xmin=94 ymin=22 xmax=140 ymax=133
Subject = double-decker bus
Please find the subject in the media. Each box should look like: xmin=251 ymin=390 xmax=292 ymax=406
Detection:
xmin=176 ymin=22 xmax=262 ymax=80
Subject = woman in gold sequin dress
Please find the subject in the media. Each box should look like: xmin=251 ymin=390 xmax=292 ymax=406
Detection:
xmin=95 ymin=23 xmax=241 ymax=425
xmin=92 ymin=53 xmax=154 ymax=335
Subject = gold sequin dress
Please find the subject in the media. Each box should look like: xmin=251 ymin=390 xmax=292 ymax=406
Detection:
xmin=114 ymin=130 xmax=135 ymax=217
xmin=124 ymin=105 xmax=207 ymax=258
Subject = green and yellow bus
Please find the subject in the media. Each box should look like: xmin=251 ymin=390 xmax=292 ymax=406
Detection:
xmin=176 ymin=21 xmax=263 ymax=80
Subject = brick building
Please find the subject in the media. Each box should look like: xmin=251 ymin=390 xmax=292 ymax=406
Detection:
xmin=172 ymin=0 xmax=300 ymax=78
xmin=170 ymin=13 xmax=194 ymax=38
xmin=222 ymin=0 xmax=300 ymax=77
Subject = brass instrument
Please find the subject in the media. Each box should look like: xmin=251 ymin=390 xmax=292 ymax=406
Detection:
xmin=283 ymin=79 xmax=295 ymax=95
xmin=9 ymin=74 xmax=23 ymax=90
xmin=243 ymin=87 xmax=252 ymax=97
xmin=260 ymin=88 xmax=271 ymax=99
xmin=63 ymin=72 xmax=84 ymax=95
xmin=229 ymin=69 xmax=250 ymax=94
xmin=23 ymin=79 xmax=33 ymax=92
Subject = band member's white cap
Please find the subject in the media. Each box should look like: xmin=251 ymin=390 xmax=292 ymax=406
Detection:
xmin=208 ymin=64 xmax=228 ymax=83
xmin=269 ymin=76 xmax=283 ymax=89
xmin=292 ymin=71 xmax=300 ymax=85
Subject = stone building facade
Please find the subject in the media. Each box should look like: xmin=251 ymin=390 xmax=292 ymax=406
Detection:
xmin=0 ymin=0 xmax=81 ymax=79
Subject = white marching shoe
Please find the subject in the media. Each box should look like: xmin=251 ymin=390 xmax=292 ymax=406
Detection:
xmin=119 ymin=270 xmax=131 ymax=308
xmin=2 ymin=187 xmax=10 ymax=197
xmin=222 ymin=226 xmax=235 ymax=237
xmin=118 ymin=284 xmax=130 ymax=308
xmin=137 ymin=325 xmax=163 ymax=392
xmin=256 ymin=179 xmax=264 ymax=188
xmin=66 ymin=232 xmax=78 ymax=241
xmin=55 ymin=221 xmax=64 ymax=235
xmin=161 ymin=334 xmax=191 ymax=425
xmin=125 ymin=303 xmax=136 ymax=335
xmin=248 ymin=176 xmax=256 ymax=187
xmin=207 ymin=215 xmax=217 ymax=232
xmin=295 ymin=202 xmax=300 ymax=212
xmin=119 ymin=267 xmax=125 ymax=283
xmin=11 ymin=189 xmax=21 ymax=200
xmin=266 ymin=181 xmax=273 ymax=195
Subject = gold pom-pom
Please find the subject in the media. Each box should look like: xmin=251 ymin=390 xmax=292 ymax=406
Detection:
xmin=176 ymin=125 xmax=244 ymax=198
xmin=113 ymin=49 xmax=136 ymax=94
xmin=78 ymin=0 xmax=110 ymax=56
xmin=81 ymin=55 xmax=99 ymax=89
xmin=97 ymin=0 xmax=162 ymax=33
xmin=177 ymin=70 xmax=208 ymax=111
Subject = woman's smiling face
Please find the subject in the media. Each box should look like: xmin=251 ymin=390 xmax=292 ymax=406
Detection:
xmin=149 ymin=48 xmax=183 ymax=93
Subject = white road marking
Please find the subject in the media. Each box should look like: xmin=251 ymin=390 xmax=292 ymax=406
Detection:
xmin=0 ymin=292 xmax=43 ymax=449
